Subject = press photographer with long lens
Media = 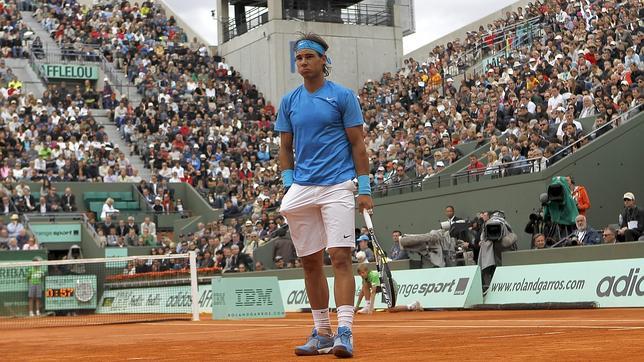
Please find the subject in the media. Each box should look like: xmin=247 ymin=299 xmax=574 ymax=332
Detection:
xmin=478 ymin=211 xmax=518 ymax=290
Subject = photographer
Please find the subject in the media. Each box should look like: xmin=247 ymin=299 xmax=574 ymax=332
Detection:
xmin=478 ymin=211 xmax=517 ymax=290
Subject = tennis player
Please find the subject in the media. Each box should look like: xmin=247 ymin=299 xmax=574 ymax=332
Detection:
xmin=277 ymin=32 xmax=373 ymax=358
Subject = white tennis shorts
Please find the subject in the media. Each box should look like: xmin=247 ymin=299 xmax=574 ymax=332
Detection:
xmin=280 ymin=180 xmax=356 ymax=257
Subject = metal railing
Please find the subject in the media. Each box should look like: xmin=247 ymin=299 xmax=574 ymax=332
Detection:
xmin=442 ymin=16 xmax=543 ymax=80
xmin=450 ymin=105 xmax=643 ymax=186
xmin=283 ymin=3 xmax=393 ymax=26
xmin=223 ymin=7 xmax=269 ymax=42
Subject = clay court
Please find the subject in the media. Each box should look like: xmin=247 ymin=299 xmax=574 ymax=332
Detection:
xmin=2 ymin=308 xmax=644 ymax=361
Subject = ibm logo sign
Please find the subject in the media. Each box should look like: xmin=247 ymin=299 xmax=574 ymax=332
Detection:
xmin=234 ymin=288 xmax=274 ymax=307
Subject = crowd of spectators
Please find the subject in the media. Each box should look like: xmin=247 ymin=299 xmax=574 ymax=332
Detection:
xmin=0 ymin=1 xmax=32 ymax=59
xmin=3 ymin=0 xmax=642 ymax=265
xmin=0 ymin=71 xmax=141 ymax=186
xmin=361 ymin=0 xmax=642 ymax=183
xmin=0 ymin=213 xmax=39 ymax=250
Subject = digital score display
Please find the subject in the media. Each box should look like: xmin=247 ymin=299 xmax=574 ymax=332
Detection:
xmin=45 ymin=288 xmax=75 ymax=298
xmin=44 ymin=275 xmax=97 ymax=311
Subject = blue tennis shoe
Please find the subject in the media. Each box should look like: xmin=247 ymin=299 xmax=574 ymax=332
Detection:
xmin=332 ymin=326 xmax=354 ymax=358
xmin=294 ymin=328 xmax=334 ymax=356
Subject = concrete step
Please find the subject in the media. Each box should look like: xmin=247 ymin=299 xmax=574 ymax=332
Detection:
xmin=5 ymin=58 xmax=46 ymax=97
xmin=97 ymin=118 xmax=151 ymax=180
xmin=20 ymin=11 xmax=63 ymax=63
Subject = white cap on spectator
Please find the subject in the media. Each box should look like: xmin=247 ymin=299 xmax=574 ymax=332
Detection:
xmin=245 ymin=220 xmax=252 ymax=226
xmin=557 ymin=106 xmax=566 ymax=112
xmin=507 ymin=69 xmax=514 ymax=75
xmin=424 ymin=121 xmax=431 ymax=127
xmin=554 ymin=35 xmax=562 ymax=40
xmin=513 ymin=61 xmax=521 ymax=67
xmin=529 ymin=58 xmax=536 ymax=62
xmin=555 ymin=54 xmax=564 ymax=59
xmin=623 ymin=192 xmax=635 ymax=200
xmin=487 ymin=68 xmax=494 ymax=73
xmin=37 ymin=99 xmax=42 ymax=103
xmin=104 ymin=77 xmax=109 ymax=82
xmin=377 ymin=166 xmax=385 ymax=171
xmin=436 ymin=161 xmax=445 ymax=167
xmin=446 ymin=78 xmax=454 ymax=82
xmin=621 ymin=80 xmax=629 ymax=86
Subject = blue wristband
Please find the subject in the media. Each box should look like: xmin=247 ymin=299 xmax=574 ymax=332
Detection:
xmin=357 ymin=175 xmax=371 ymax=195
xmin=282 ymin=169 xmax=294 ymax=188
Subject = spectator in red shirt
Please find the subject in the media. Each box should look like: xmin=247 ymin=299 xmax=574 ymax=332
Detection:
xmin=466 ymin=155 xmax=485 ymax=174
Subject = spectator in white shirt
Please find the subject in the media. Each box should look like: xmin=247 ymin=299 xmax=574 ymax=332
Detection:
xmin=101 ymin=198 xmax=119 ymax=220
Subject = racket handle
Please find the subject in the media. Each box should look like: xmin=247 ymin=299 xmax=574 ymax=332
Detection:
xmin=362 ymin=210 xmax=374 ymax=229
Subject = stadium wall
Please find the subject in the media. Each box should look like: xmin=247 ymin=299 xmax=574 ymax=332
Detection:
xmin=361 ymin=112 xmax=644 ymax=252
xmin=217 ymin=9 xmax=404 ymax=103
xmin=503 ymin=241 xmax=644 ymax=266
xmin=404 ymin=0 xmax=533 ymax=60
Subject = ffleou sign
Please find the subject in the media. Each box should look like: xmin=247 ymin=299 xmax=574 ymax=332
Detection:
xmin=280 ymin=266 xmax=483 ymax=312
xmin=212 ymin=276 xmax=285 ymax=320
xmin=485 ymin=258 xmax=644 ymax=307
xmin=41 ymin=64 xmax=99 ymax=80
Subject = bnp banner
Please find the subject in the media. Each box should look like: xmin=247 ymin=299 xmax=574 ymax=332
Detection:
xmin=30 ymin=224 xmax=81 ymax=244
xmin=485 ymin=258 xmax=644 ymax=307
xmin=212 ymin=276 xmax=285 ymax=320
xmin=0 ymin=262 xmax=33 ymax=293
xmin=280 ymin=266 xmax=483 ymax=312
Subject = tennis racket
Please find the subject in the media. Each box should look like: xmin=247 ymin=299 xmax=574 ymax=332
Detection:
xmin=362 ymin=210 xmax=397 ymax=308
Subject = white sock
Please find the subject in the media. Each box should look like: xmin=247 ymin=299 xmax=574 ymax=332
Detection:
xmin=312 ymin=308 xmax=331 ymax=334
xmin=365 ymin=301 xmax=371 ymax=309
xmin=337 ymin=305 xmax=354 ymax=330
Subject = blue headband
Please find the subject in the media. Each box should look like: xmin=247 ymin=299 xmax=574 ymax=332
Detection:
xmin=294 ymin=40 xmax=331 ymax=64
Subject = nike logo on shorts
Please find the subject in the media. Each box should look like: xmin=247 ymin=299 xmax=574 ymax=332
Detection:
xmin=343 ymin=234 xmax=351 ymax=238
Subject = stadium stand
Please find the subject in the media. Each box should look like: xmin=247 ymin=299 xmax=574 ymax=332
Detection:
xmin=2 ymin=0 xmax=635 ymax=250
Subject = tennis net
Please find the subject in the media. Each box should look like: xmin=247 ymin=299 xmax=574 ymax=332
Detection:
xmin=0 ymin=252 xmax=206 ymax=329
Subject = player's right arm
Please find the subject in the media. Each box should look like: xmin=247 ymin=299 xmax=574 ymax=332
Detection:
xmin=279 ymin=132 xmax=294 ymax=171
xmin=276 ymin=96 xmax=294 ymax=190
xmin=279 ymin=132 xmax=294 ymax=191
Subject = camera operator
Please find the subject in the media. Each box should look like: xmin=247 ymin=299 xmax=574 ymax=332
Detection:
xmin=478 ymin=211 xmax=517 ymax=290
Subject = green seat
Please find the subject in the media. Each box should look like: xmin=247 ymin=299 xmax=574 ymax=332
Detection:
xmin=114 ymin=192 xmax=135 ymax=201
xmin=84 ymin=191 xmax=110 ymax=202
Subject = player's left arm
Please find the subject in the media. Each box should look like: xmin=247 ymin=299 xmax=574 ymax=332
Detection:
xmin=342 ymin=89 xmax=373 ymax=212
xmin=346 ymin=126 xmax=373 ymax=212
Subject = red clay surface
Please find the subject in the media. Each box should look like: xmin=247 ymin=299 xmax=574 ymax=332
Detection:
xmin=2 ymin=309 xmax=644 ymax=361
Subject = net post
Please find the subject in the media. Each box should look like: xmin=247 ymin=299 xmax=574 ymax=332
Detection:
xmin=189 ymin=250 xmax=200 ymax=321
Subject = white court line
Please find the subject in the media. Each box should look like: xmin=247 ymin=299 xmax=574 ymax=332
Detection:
xmin=478 ymin=333 xmax=541 ymax=339
xmin=111 ymin=326 xmax=302 ymax=337
xmin=145 ymin=318 xmax=644 ymax=326
xmin=141 ymin=322 xmax=644 ymax=330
